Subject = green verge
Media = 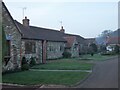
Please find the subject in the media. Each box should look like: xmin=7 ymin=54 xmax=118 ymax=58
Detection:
xmin=2 ymin=71 xmax=89 ymax=86
xmin=81 ymin=54 xmax=117 ymax=61
xmin=31 ymin=59 xmax=93 ymax=70
xmin=31 ymin=54 xmax=116 ymax=70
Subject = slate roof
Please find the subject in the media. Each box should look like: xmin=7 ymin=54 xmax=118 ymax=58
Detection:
xmin=14 ymin=20 xmax=66 ymax=42
xmin=3 ymin=1 xmax=86 ymax=44
xmin=14 ymin=20 xmax=86 ymax=44
xmin=84 ymin=38 xmax=96 ymax=45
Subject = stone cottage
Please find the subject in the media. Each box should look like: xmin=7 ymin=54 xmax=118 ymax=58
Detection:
xmin=63 ymin=34 xmax=85 ymax=57
xmin=15 ymin=19 xmax=66 ymax=62
xmin=2 ymin=2 xmax=89 ymax=72
xmin=2 ymin=2 xmax=22 ymax=72
xmin=2 ymin=1 xmax=66 ymax=71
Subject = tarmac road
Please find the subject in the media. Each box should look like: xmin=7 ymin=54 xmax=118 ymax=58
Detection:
xmin=77 ymin=57 xmax=118 ymax=88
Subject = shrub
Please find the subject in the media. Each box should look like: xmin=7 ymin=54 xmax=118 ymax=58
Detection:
xmin=21 ymin=57 xmax=29 ymax=71
xmin=21 ymin=64 xmax=29 ymax=71
xmin=62 ymin=51 xmax=71 ymax=58
xmin=29 ymin=57 xmax=36 ymax=67
xmin=114 ymin=45 xmax=120 ymax=54
xmin=21 ymin=57 xmax=27 ymax=65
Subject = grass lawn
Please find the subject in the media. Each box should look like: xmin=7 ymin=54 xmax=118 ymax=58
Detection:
xmin=80 ymin=54 xmax=117 ymax=61
xmin=3 ymin=54 xmax=116 ymax=86
xmin=2 ymin=71 xmax=89 ymax=86
xmin=31 ymin=54 xmax=116 ymax=70
xmin=31 ymin=59 xmax=93 ymax=70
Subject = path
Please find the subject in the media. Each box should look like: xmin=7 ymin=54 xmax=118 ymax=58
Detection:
xmin=30 ymin=69 xmax=92 ymax=72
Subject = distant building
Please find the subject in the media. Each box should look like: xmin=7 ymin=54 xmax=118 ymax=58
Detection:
xmin=106 ymin=29 xmax=120 ymax=51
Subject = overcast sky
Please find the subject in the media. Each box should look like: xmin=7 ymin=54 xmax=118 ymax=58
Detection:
xmin=3 ymin=0 xmax=118 ymax=38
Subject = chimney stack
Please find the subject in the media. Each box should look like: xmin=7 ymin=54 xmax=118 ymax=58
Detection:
xmin=22 ymin=16 xmax=29 ymax=27
xmin=60 ymin=26 xmax=65 ymax=33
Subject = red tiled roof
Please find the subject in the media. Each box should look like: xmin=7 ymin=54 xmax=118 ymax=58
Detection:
xmin=107 ymin=37 xmax=120 ymax=44
xmin=63 ymin=36 xmax=76 ymax=48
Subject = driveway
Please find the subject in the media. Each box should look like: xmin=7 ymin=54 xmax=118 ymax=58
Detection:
xmin=76 ymin=57 xmax=118 ymax=88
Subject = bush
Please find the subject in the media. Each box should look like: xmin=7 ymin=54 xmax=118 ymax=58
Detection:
xmin=21 ymin=64 xmax=29 ymax=71
xmin=21 ymin=57 xmax=27 ymax=65
xmin=29 ymin=57 xmax=36 ymax=67
xmin=114 ymin=45 xmax=120 ymax=54
xmin=21 ymin=57 xmax=29 ymax=71
xmin=62 ymin=51 xmax=71 ymax=58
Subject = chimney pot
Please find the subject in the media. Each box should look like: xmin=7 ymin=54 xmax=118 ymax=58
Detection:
xmin=22 ymin=16 xmax=30 ymax=27
xmin=60 ymin=26 xmax=65 ymax=33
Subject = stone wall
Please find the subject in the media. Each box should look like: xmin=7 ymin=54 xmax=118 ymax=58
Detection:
xmin=47 ymin=41 xmax=65 ymax=59
xmin=2 ymin=4 xmax=21 ymax=72
xmin=21 ymin=39 xmax=42 ymax=64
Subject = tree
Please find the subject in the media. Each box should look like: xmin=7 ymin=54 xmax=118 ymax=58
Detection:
xmin=96 ymin=30 xmax=113 ymax=45
xmin=114 ymin=45 xmax=119 ymax=54
xmin=100 ymin=45 xmax=106 ymax=52
xmin=100 ymin=30 xmax=113 ymax=37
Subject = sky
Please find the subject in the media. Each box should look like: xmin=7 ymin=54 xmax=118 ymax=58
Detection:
xmin=3 ymin=0 xmax=118 ymax=38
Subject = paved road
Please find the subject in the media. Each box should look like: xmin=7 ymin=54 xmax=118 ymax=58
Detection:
xmin=76 ymin=57 xmax=118 ymax=88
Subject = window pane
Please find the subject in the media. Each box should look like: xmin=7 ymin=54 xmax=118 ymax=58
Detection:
xmin=25 ymin=41 xmax=36 ymax=54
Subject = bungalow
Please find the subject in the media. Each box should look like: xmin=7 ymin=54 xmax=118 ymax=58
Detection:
xmin=83 ymin=38 xmax=96 ymax=54
xmin=2 ymin=2 xmax=87 ymax=72
xmin=2 ymin=2 xmax=66 ymax=71
xmin=2 ymin=2 xmax=22 ymax=72
xmin=15 ymin=19 xmax=66 ymax=61
xmin=63 ymin=34 xmax=85 ymax=57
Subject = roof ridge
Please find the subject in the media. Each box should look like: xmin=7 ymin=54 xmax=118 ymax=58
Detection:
xmin=14 ymin=20 xmax=62 ymax=33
